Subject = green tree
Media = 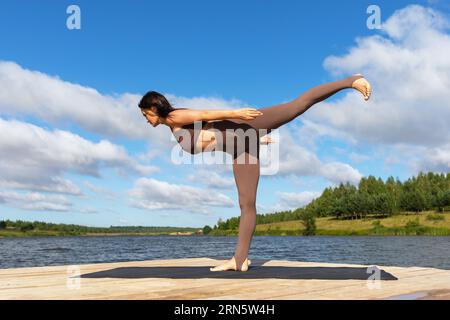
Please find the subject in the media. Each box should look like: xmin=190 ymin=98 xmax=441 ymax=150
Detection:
xmin=347 ymin=192 xmax=365 ymax=219
xmin=216 ymin=218 xmax=226 ymax=230
xmin=300 ymin=210 xmax=316 ymax=236
xmin=202 ymin=225 xmax=212 ymax=235
xmin=400 ymin=188 xmax=427 ymax=212
xmin=20 ymin=222 xmax=34 ymax=232
xmin=313 ymin=187 xmax=335 ymax=217
xmin=330 ymin=182 xmax=358 ymax=219
xmin=227 ymin=217 xmax=239 ymax=230
xmin=436 ymin=190 xmax=450 ymax=212
xmin=386 ymin=176 xmax=402 ymax=214
xmin=0 ymin=220 xmax=6 ymax=230
xmin=373 ymin=192 xmax=396 ymax=217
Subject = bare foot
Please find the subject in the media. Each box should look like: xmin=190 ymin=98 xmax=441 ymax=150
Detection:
xmin=351 ymin=74 xmax=372 ymax=101
xmin=260 ymin=136 xmax=275 ymax=145
xmin=210 ymin=256 xmax=252 ymax=272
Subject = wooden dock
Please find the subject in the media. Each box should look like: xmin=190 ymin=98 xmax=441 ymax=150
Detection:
xmin=1 ymin=257 xmax=450 ymax=300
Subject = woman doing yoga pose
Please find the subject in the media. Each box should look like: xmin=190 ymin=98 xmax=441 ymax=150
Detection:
xmin=139 ymin=74 xmax=372 ymax=272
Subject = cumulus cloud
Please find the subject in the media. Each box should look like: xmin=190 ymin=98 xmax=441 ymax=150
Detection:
xmin=82 ymin=181 xmax=118 ymax=200
xmin=0 ymin=118 xmax=158 ymax=195
xmin=319 ymin=162 xmax=362 ymax=185
xmin=349 ymin=152 xmax=371 ymax=164
xmin=256 ymin=190 xmax=321 ymax=213
xmin=0 ymin=61 xmax=147 ymax=139
xmin=284 ymin=4 xmax=450 ymax=176
xmin=297 ymin=119 xmax=358 ymax=147
xmin=186 ymin=169 xmax=235 ymax=189
xmin=416 ymin=143 xmax=450 ymax=172
xmin=128 ymin=177 xmax=235 ymax=215
xmin=0 ymin=191 xmax=72 ymax=212
xmin=302 ymin=5 xmax=450 ymax=150
xmin=277 ymin=191 xmax=321 ymax=209
xmin=77 ymin=207 xmax=100 ymax=214
xmin=0 ymin=61 xmax=251 ymax=147
xmin=272 ymin=129 xmax=362 ymax=185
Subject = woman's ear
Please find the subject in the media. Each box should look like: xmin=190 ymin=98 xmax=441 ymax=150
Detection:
xmin=150 ymin=106 xmax=158 ymax=115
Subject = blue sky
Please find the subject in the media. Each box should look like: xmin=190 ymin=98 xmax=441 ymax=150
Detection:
xmin=1 ymin=0 xmax=449 ymax=227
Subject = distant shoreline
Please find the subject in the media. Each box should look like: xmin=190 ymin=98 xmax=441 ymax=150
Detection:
xmin=0 ymin=231 xmax=202 ymax=238
xmin=1 ymin=212 xmax=449 ymax=238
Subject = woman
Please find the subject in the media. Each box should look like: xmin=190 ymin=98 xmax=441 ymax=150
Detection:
xmin=139 ymin=74 xmax=372 ymax=272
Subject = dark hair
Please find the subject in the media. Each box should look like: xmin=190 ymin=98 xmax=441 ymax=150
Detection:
xmin=138 ymin=91 xmax=175 ymax=118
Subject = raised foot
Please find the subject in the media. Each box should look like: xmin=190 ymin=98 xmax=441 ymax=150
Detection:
xmin=350 ymin=74 xmax=372 ymax=101
xmin=209 ymin=256 xmax=252 ymax=272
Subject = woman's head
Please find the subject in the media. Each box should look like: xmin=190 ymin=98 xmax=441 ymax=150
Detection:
xmin=138 ymin=91 xmax=174 ymax=127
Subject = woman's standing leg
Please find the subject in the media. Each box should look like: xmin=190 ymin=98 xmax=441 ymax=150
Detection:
xmin=209 ymin=148 xmax=260 ymax=272
xmin=232 ymin=151 xmax=260 ymax=271
xmin=208 ymin=121 xmax=260 ymax=272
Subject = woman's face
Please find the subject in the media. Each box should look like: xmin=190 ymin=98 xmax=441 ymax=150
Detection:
xmin=141 ymin=107 xmax=161 ymax=127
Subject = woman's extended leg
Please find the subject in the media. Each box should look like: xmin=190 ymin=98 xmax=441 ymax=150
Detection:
xmin=210 ymin=151 xmax=259 ymax=272
xmin=235 ymin=75 xmax=371 ymax=131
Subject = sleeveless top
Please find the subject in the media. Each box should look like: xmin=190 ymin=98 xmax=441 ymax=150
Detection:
xmin=169 ymin=108 xmax=208 ymax=154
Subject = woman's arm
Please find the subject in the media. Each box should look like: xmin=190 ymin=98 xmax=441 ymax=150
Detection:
xmin=165 ymin=108 xmax=262 ymax=126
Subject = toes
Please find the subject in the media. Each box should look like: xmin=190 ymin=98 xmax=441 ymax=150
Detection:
xmin=210 ymin=265 xmax=225 ymax=272
xmin=210 ymin=261 xmax=236 ymax=272
xmin=210 ymin=263 xmax=227 ymax=271
xmin=210 ymin=258 xmax=251 ymax=272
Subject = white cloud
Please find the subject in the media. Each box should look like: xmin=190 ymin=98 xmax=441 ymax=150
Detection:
xmin=128 ymin=177 xmax=235 ymax=215
xmin=333 ymin=148 xmax=371 ymax=164
xmin=274 ymin=128 xmax=362 ymax=185
xmin=186 ymin=169 xmax=235 ymax=189
xmin=77 ymin=207 xmax=100 ymax=214
xmin=0 ymin=61 xmax=146 ymax=139
xmin=0 ymin=61 xmax=251 ymax=148
xmin=416 ymin=143 xmax=450 ymax=172
xmin=349 ymin=152 xmax=371 ymax=164
xmin=256 ymin=190 xmax=320 ymax=213
xmin=82 ymin=181 xmax=118 ymax=199
xmin=0 ymin=191 xmax=72 ymax=212
xmin=277 ymin=191 xmax=321 ymax=209
xmin=297 ymin=119 xmax=358 ymax=147
xmin=0 ymin=118 xmax=158 ymax=194
xmin=319 ymin=162 xmax=362 ymax=185
xmin=303 ymin=5 xmax=450 ymax=149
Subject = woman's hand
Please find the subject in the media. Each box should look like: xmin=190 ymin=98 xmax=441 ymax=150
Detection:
xmin=234 ymin=108 xmax=263 ymax=120
xmin=260 ymin=136 xmax=275 ymax=145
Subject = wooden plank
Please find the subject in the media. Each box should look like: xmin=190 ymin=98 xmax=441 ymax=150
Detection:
xmin=1 ymin=258 xmax=450 ymax=300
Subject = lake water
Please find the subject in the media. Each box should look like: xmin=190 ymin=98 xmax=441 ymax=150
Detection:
xmin=1 ymin=235 xmax=449 ymax=269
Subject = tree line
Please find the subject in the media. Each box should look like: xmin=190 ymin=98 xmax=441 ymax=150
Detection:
xmin=0 ymin=220 xmax=199 ymax=234
xmin=305 ymin=172 xmax=450 ymax=220
xmin=204 ymin=171 xmax=450 ymax=233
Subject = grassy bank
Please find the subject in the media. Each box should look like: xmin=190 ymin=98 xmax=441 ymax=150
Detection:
xmin=0 ymin=221 xmax=202 ymax=238
xmin=207 ymin=211 xmax=450 ymax=236
xmin=0 ymin=230 xmax=192 ymax=238
xmin=2 ymin=212 xmax=450 ymax=238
